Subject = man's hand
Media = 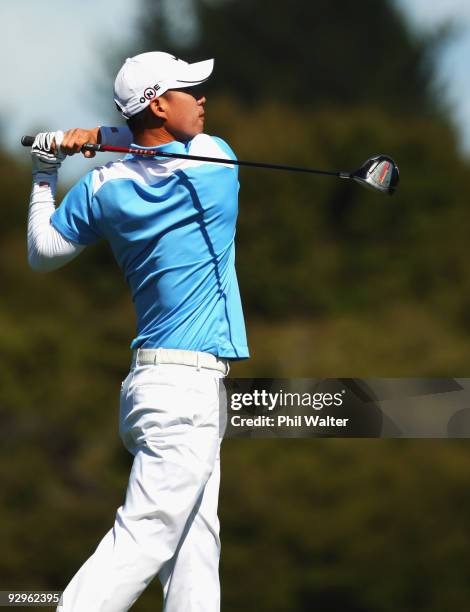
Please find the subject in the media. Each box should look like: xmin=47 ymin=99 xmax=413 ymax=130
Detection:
xmin=58 ymin=128 xmax=100 ymax=158
xmin=31 ymin=131 xmax=66 ymax=176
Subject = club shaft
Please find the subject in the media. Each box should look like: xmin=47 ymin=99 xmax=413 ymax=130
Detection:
xmin=91 ymin=144 xmax=345 ymax=177
xmin=21 ymin=136 xmax=350 ymax=179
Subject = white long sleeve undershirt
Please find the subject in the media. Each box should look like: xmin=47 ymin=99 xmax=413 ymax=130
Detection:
xmin=27 ymin=126 xmax=132 ymax=272
xmin=27 ymin=172 xmax=85 ymax=272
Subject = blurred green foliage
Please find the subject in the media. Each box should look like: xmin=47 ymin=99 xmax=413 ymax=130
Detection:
xmin=3 ymin=0 xmax=470 ymax=610
xmin=209 ymin=101 xmax=470 ymax=325
xmin=142 ymin=0 xmax=447 ymax=117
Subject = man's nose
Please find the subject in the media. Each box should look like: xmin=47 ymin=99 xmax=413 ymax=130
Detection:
xmin=197 ymin=96 xmax=206 ymax=104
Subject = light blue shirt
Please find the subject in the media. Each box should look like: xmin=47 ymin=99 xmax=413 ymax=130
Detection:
xmin=51 ymin=134 xmax=249 ymax=359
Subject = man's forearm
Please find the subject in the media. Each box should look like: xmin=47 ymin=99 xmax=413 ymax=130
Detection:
xmin=28 ymin=173 xmax=84 ymax=272
xmin=26 ymin=126 xmax=131 ymax=273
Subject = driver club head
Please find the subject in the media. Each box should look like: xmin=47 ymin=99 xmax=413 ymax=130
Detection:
xmin=351 ymin=155 xmax=399 ymax=195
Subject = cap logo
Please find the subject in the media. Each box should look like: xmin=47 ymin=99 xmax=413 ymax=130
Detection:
xmin=140 ymin=84 xmax=162 ymax=104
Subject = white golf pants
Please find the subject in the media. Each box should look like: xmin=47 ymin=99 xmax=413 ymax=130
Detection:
xmin=59 ymin=360 xmax=227 ymax=612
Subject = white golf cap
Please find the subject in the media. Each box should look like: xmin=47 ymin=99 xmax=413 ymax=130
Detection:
xmin=114 ymin=51 xmax=214 ymax=118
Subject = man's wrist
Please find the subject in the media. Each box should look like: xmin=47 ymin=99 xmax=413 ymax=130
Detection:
xmin=98 ymin=125 xmax=132 ymax=147
xmin=32 ymin=171 xmax=58 ymax=189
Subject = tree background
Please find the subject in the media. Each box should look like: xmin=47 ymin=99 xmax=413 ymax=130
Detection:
xmin=2 ymin=0 xmax=470 ymax=610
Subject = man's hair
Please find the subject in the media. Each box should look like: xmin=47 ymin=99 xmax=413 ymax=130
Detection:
xmin=124 ymin=105 xmax=152 ymax=134
xmin=120 ymin=93 xmax=172 ymax=134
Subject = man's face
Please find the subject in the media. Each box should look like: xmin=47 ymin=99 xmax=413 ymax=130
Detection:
xmin=160 ymin=86 xmax=206 ymax=142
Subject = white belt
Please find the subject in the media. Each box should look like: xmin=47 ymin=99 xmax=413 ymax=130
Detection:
xmin=132 ymin=348 xmax=230 ymax=375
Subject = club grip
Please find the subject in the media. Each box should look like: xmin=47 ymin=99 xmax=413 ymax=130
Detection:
xmin=21 ymin=135 xmax=35 ymax=147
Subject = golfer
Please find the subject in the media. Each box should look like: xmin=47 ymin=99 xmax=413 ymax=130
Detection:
xmin=27 ymin=51 xmax=249 ymax=612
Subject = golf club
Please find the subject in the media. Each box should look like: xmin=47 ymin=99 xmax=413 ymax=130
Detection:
xmin=21 ymin=136 xmax=399 ymax=195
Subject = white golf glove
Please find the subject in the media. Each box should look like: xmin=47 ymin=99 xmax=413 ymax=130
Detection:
xmin=31 ymin=131 xmax=66 ymax=176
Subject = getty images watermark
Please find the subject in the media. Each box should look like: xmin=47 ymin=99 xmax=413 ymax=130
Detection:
xmin=218 ymin=378 xmax=470 ymax=438
xmin=230 ymin=387 xmax=348 ymax=428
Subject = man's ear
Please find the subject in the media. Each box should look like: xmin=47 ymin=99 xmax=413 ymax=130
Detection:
xmin=149 ymin=97 xmax=167 ymax=120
